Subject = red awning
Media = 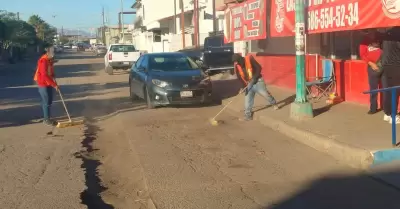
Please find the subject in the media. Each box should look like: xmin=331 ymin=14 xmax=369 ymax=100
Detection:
xmin=270 ymin=0 xmax=400 ymax=37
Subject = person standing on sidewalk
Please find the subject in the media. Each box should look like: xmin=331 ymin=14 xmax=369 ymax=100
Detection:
xmin=380 ymin=27 xmax=400 ymax=124
xmin=33 ymin=45 xmax=59 ymax=126
xmin=232 ymin=53 xmax=279 ymax=121
xmin=359 ymin=30 xmax=387 ymax=115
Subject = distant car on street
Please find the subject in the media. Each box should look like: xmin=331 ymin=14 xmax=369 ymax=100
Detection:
xmin=104 ymin=44 xmax=141 ymax=75
xmin=63 ymin=44 xmax=71 ymax=49
xmin=128 ymin=52 xmax=212 ymax=108
xmin=71 ymin=45 xmax=78 ymax=49
xmin=94 ymin=45 xmax=107 ymax=57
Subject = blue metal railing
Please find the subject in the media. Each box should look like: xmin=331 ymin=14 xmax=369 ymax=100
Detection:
xmin=363 ymin=85 xmax=400 ymax=147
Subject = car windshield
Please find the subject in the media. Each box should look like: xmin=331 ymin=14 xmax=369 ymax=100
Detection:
xmin=110 ymin=45 xmax=136 ymax=52
xmin=149 ymin=54 xmax=199 ymax=71
xmin=206 ymin=36 xmax=233 ymax=47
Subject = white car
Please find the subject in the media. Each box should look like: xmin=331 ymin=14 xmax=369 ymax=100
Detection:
xmin=104 ymin=44 xmax=141 ymax=75
xmin=72 ymin=45 xmax=78 ymax=49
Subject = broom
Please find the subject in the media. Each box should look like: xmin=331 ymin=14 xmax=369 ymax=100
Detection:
xmin=56 ymin=88 xmax=84 ymax=128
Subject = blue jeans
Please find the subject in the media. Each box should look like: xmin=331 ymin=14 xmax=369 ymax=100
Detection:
xmin=245 ymin=79 xmax=276 ymax=117
xmin=38 ymin=86 xmax=54 ymax=120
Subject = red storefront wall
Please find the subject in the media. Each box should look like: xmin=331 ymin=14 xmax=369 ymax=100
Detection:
xmin=251 ymin=54 xmax=379 ymax=107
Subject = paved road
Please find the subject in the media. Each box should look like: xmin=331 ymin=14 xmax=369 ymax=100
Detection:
xmin=1 ymin=51 xmax=400 ymax=209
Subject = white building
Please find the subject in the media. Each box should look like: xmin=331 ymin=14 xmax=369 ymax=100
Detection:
xmin=131 ymin=0 xmax=222 ymax=53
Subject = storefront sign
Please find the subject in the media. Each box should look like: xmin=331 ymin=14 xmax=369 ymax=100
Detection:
xmin=223 ymin=0 xmax=267 ymax=43
xmin=271 ymin=0 xmax=400 ymax=37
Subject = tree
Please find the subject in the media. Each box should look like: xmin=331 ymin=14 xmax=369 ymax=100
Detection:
xmin=28 ymin=15 xmax=56 ymax=45
xmin=0 ymin=11 xmax=36 ymax=49
xmin=59 ymin=36 xmax=69 ymax=44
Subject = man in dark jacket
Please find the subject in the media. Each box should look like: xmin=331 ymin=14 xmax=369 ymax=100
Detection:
xmin=380 ymin=27 xmax=400 ymax=124
xmin=232 ymin=53 xmax=279 ymax=121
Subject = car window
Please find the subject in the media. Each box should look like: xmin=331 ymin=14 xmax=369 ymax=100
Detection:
xmin=141 ymin=56 xmax=149 ymax=69
xmin=110 ymin=45 xmax=136 ymax=52
xmin=148 ymin=54 xmax=199 ymax=71
xmin=134 ymin=56 xmax=144 ymax=69
xmin=205 ymin=36 xmax=233 ymax=47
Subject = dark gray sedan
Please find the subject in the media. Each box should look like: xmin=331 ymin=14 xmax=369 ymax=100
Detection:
xmin=129 ymin=52 xmax=212 ymax=108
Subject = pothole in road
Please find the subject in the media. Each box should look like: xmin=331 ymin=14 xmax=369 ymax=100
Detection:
xmin=74 ymin=121 xmax=114 ymax=209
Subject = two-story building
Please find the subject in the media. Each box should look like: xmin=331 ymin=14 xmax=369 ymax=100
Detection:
xmin=131 ymin=0 xmax=223 ymax=53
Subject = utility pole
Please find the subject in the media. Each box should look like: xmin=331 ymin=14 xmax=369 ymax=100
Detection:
xmin=102 ymin=6 xmax=106 ymax=44
xmin=16 ymin=12 xmax=19 ymax=20
xmin=120 ymin=0 xmax=125 ymax=43
xmin=180 ymin=0 xmax=185 ymax=48
xmin=290 ymin=0 xmax=313 ymax=120
xmin=194 ymin=0 xmax=198 ymax=47
xmin=174 ymin=0 xmax=177 ymax=34
xmin=212 ymin=0 xmax=216 ymax=32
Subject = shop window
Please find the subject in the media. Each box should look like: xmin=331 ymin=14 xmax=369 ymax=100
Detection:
xmin=306 ymin=34 xmax=322 ymax=55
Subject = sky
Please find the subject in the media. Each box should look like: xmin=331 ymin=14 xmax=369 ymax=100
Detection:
xmin=1 ymin=0 xmax=136 ymax=31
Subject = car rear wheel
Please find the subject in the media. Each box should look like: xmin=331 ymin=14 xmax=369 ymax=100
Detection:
xmin=145 ymin=87 xmax=155 ymax=109
xmin=106 ymin=66 xmax=113 ymax=75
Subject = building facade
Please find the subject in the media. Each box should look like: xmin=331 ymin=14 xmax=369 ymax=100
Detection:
xmin=131 ymin=0 xmax=223 ymax=53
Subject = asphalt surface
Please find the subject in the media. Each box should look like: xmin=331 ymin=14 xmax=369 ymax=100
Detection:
xmin=1 ymin=51 xmax=400 ymax=209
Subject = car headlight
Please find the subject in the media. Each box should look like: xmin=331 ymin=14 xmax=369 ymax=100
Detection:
xmin=152 ymin=79 xmax=169 ymax=88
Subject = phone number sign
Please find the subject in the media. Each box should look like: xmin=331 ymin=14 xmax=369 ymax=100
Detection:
xmin=271 ymin=0 xmax=400 ymax=37
xmin=223 ymin=0 xmax=267 ymax=43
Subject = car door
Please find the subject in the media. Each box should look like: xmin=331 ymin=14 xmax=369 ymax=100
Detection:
xmin=130 ymin=55 xmax=144 ymax=97
xmin=135 ymin=55 xmax=149 ymax=98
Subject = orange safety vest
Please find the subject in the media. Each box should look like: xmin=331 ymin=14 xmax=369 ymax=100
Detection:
xmin=234 ymin=55 xmax=253 ymax=85
xmin=33 ymin=54 xmax=54 ymax=83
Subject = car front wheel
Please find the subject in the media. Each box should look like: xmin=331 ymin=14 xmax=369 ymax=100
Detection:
xmin=145 ymin=87 xmax=155 ymax=109
xmin=129 ymin=81 xmax=140 ymax=102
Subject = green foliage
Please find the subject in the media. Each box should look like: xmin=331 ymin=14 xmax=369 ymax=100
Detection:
xmin=0 ymin=11 xmax=57 ymax=49
xmin=27 ymin=14 xmax=56 ymax=45
xmin=59 ymin=36 xmax=69 ymax=44
xmin=0 ymin=10 xmax=39 ymax=49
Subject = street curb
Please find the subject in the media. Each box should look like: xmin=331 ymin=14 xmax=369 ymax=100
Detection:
xmin=223 ymin=100 xmax=374 ymax=170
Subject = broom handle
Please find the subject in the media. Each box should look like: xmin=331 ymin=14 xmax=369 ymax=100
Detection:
xmin=57 ymin=89 xmax=72 ymax=122
xmin=211 ymin=87 xmax=247 ymax=120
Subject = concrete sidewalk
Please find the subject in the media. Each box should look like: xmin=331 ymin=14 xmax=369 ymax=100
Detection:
xmin=213 ymin=75 xmax=400 ymax=170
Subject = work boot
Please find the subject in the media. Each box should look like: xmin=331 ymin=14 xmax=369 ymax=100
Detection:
xmin=239 ymin=115 xmax=253 ymax=121
xmin=43 ymin=119 xmax=57 ymax=126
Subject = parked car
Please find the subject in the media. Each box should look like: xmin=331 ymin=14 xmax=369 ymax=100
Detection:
xmin=201 ymin=35 xmax=234 ymax=72
xmin=63 ymin=44 xmax=71 ymax=49
xmin=129 ymin=52 xmax=212 ymax=108
xmin=71 ymin=45 xmax=78 ymax=49
xmin=94 ymin=45 xmax=107 ymax=57
xmin=54 ymin=45 xmax=64 ymax=53
xmin=77 ymin=44 xmax=85 ymax=51
xmin=104 ymin=44 xmax=141 ymax=75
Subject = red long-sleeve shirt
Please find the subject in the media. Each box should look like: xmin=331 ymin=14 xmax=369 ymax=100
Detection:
xmin=359 ymin=37 xmax=382 ymax=63
xmin=34 ymin=55 xmax=57 ymax=87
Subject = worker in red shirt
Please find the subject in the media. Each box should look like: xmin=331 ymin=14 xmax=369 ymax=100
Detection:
xmin=33 ymin=46 xmax=59 ymax=126
xmin=359 ymin=29 xmax=387 ymax=115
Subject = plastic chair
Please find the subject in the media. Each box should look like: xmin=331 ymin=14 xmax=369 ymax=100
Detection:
xmin=306 ymin=59 xmax=336 ymax=100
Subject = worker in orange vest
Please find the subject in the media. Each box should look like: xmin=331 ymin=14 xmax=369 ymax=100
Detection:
xmin=232 ymin=53 xmax=279 ymax=121
xmin=33 ymin=45 xmax=59 ymax=126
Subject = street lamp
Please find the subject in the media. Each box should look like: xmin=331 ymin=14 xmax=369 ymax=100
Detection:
xmin=290 ymin=0 xmax=314 ymax=120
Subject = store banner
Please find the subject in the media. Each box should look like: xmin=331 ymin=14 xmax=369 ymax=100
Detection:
xmin=271 ymin=0 xmax=400 ymax=37
xmin=223 ymin=0 xmax=267 ymax=43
